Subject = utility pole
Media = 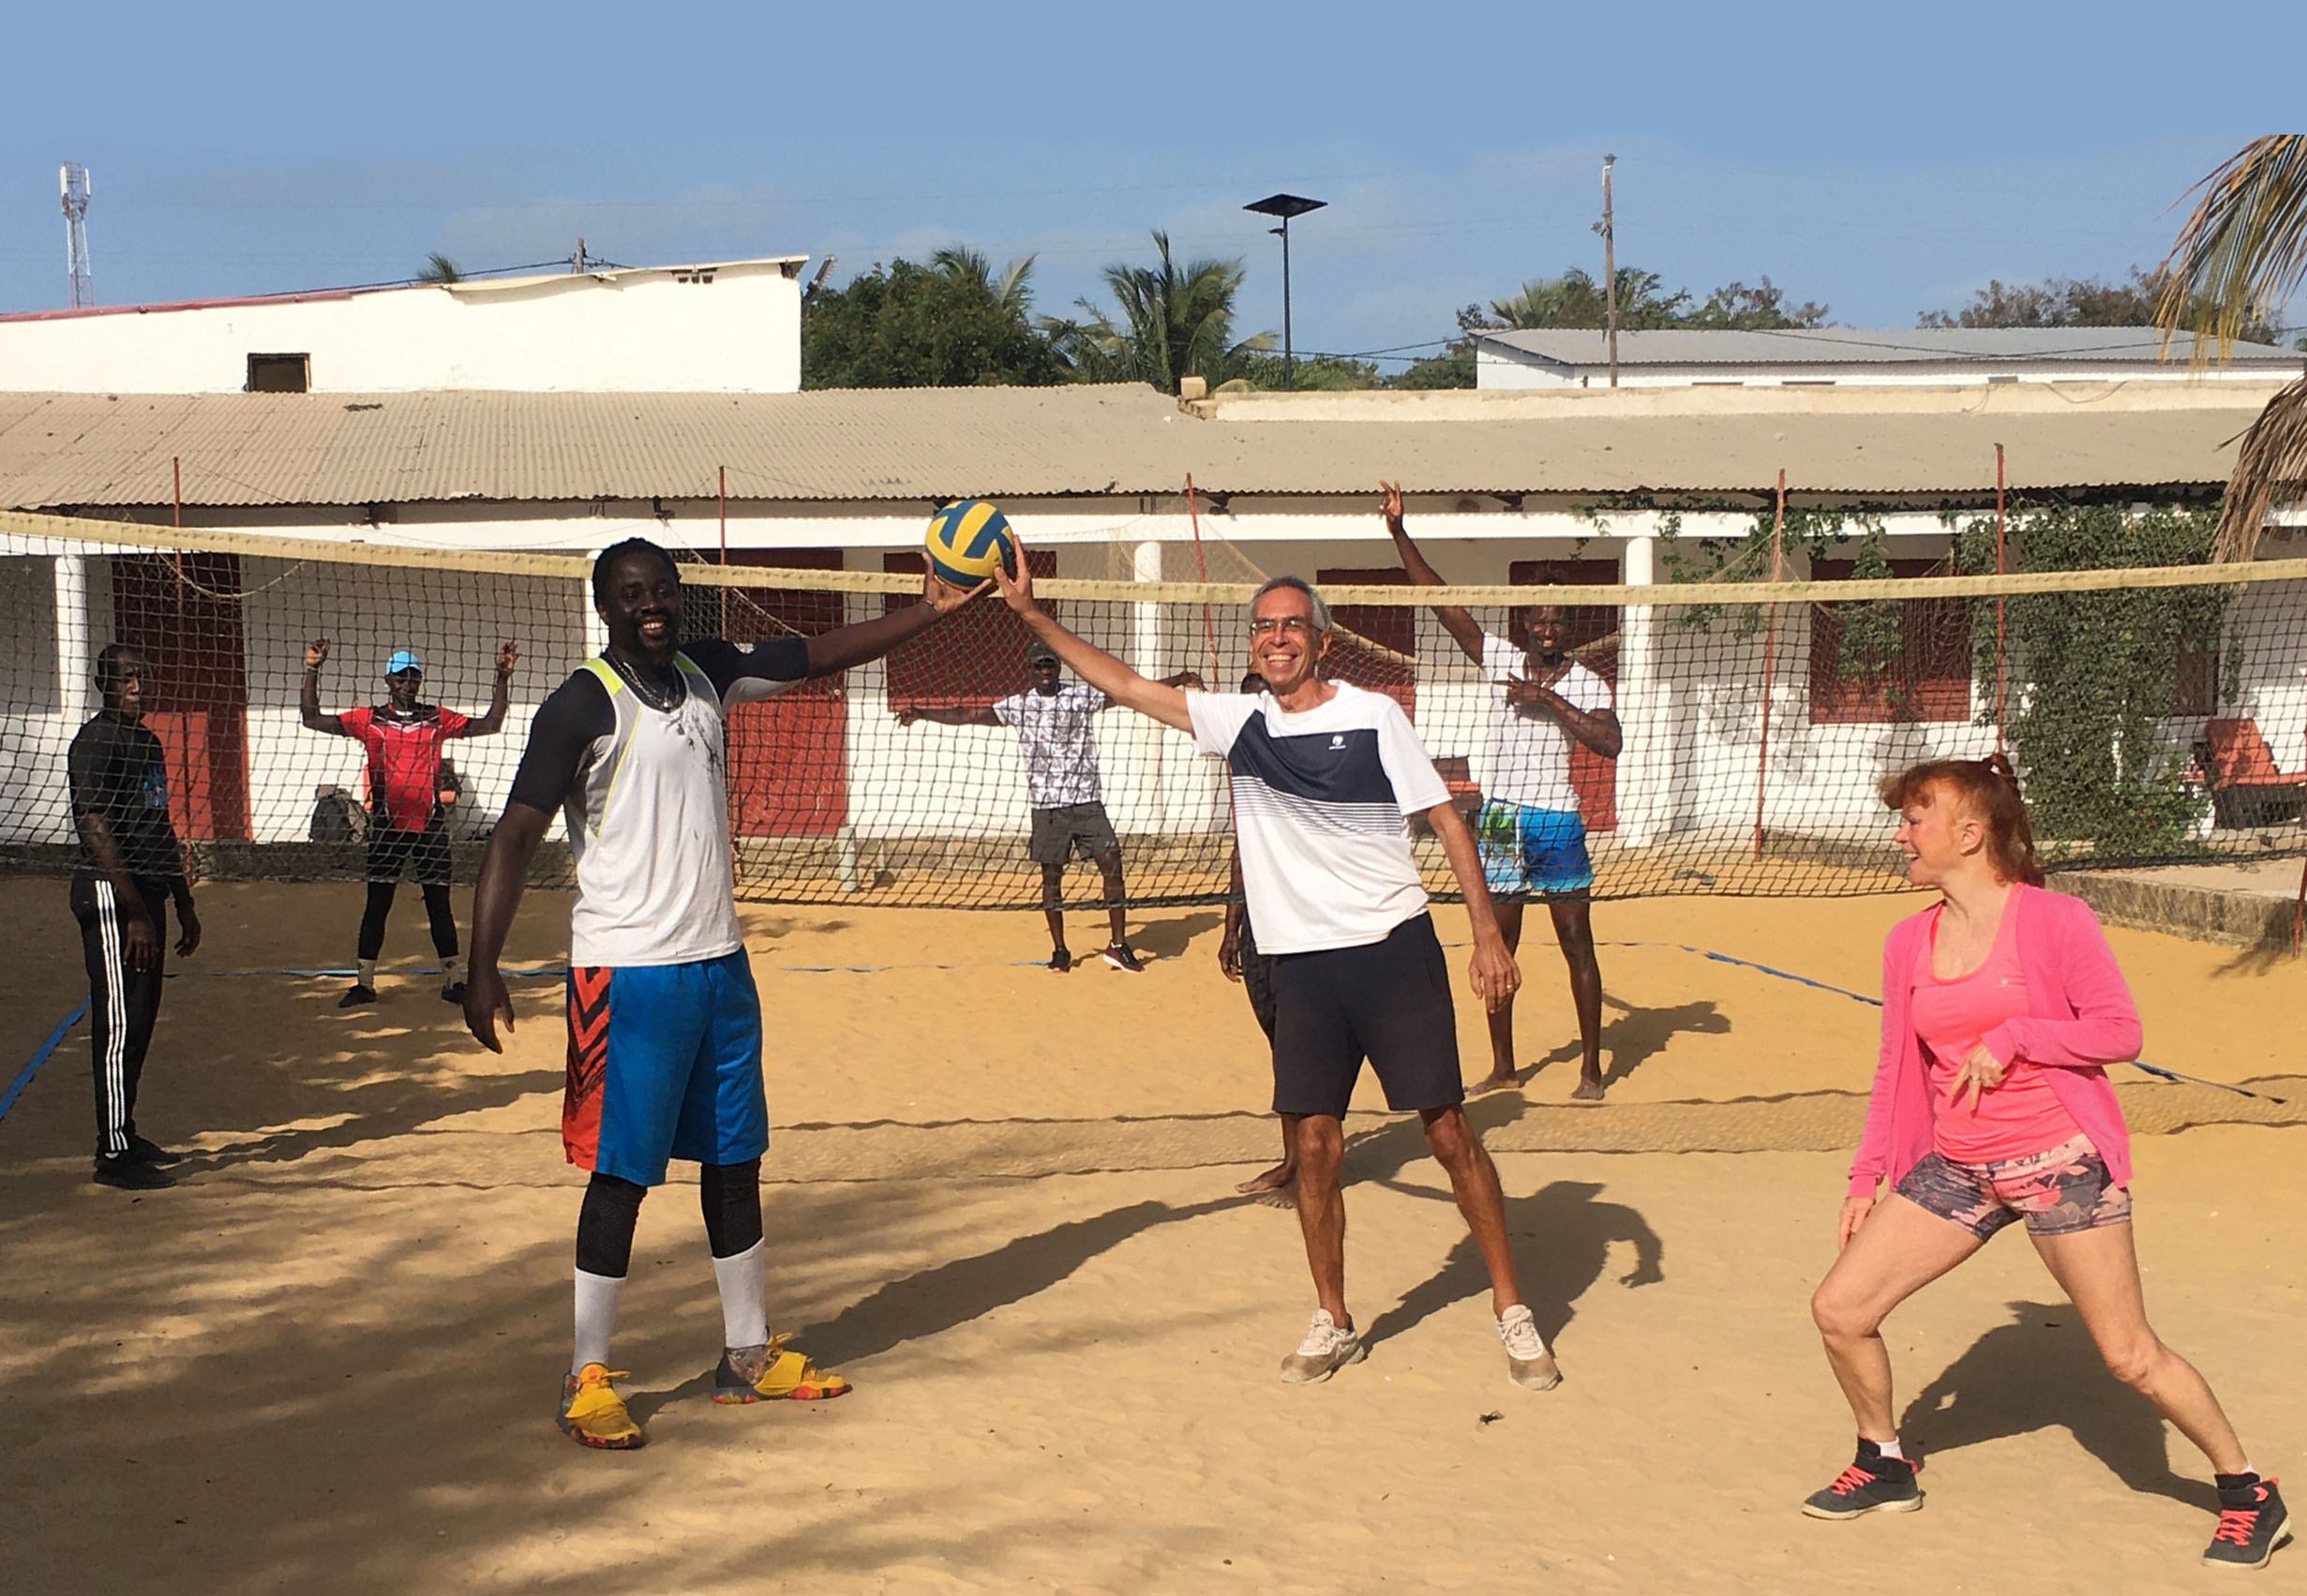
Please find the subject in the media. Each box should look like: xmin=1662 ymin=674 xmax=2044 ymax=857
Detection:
xmin=60 ymin=163 xmax=93 ymax=309
xmin=572 ymin=236 xmax=588 ymax=274
xmin=1599 ymin=154 xmax=1619 ymax=388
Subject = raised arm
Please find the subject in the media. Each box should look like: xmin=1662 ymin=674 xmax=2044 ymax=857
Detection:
xmin=459 ymin=640 xmax=519 ymax=737
xmin=990 ymin=534 xmax=1192 ymax=734
xmin=299 ymin=637 xmax=346 ymax=734
xmin=802 ymin=559 xmax=986 ymax=678
xmin=1100 ymin=670 xmax=1202 ymax=707
xmin=1380 ymin=481 xmax=1485 ymax=666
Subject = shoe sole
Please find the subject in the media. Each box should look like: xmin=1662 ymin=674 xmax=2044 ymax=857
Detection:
xmin=1281 ymin=1341 xmax=1369 ymax=1384
xmin=2203 ymin=1514 xmax=2291 ymax=1570
xmin=1802 ymin=1493 xmax=1924 ymax=1520
xmin=712 ymin=1380 xmax=851 ymax=1404
xmin=556 ymin=1417 xmax=644 ymax=1450
xmin=1508 ymin=1358 xmax=1563 ymax=1392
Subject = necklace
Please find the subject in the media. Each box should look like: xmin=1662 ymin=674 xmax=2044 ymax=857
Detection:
xmin=605 ymin=649 xmax=686 ymax=714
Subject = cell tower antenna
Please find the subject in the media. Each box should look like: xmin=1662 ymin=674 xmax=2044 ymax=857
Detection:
xmin=60 ymin=162 xmax=93 ymax=309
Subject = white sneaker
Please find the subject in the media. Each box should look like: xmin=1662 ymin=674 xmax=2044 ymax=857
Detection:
xmin=1498 ymin=1304 xmax=1562 ymax=1391
xmin=1280 ymin=1309 xmax=1367 ymax=1384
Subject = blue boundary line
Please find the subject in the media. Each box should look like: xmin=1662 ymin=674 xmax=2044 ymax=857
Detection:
xmin=0 ymin=998 xmax=89 ymax=1127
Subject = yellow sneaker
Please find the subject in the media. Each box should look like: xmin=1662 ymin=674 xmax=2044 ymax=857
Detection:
xmin=558 ymin=1364 xmax=645 ymax=1449
xmin=712 ymin=1335 xmax=850 ymax=1403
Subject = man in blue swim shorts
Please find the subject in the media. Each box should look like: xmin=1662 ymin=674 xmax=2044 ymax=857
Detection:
xmin=1385 ymin=483 xmax=1622 ymax=1100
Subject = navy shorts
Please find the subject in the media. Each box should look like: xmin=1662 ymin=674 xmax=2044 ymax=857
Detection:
xmin=1270 ymin=915 xmax=1463 ymax=1118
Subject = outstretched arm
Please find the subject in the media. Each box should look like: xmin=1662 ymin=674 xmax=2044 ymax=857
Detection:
xmin=1425 ymin=798 xmax=1521 ymax=1013
xmin=894 ymin=705 xmax=1004 ymax=727
xmin=460 ymin=641 xmax=519 ymax=737
xmin=1380 ymin=481 xmax=1485 ymax=666
xmin=990 ymin=534 xmax=1192 ymax=734
xmin=299 ymin=637 xmax=346 ymax=734
xmin=1098 ymin=669 xmax=1202 ymax=709
xmin=462 ymin=800 xmax=550 ymax=1053
xmin=803 ymin=559 xmax=986 ymax=678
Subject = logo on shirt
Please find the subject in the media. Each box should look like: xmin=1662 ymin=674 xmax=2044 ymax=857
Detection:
xmin=1329 ymin=735 xmax=1346 ymax=749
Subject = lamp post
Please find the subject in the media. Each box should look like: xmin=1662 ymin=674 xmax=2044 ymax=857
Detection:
xmin=1244 ymin=192 xmax=1326 ymax=391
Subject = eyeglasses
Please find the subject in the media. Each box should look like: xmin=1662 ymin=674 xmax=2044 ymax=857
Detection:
xmin=1248 ymin=616 xmax=1317 ymax=637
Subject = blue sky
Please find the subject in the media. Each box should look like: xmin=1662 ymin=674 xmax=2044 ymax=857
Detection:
xmin=5 ymin=4 xmax=2302 ymax=367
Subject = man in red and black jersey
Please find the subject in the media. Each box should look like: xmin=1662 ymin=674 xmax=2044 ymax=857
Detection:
xmin=303 ymin=637 xmax=516 ymax=1007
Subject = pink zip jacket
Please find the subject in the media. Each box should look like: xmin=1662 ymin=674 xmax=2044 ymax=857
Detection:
xmin=1848 ymin=883 xmax=2142 ymax=1199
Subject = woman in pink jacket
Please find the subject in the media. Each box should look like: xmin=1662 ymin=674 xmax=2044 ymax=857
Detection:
xmin=1805 ymin=756 xmax=2287 ymax=1571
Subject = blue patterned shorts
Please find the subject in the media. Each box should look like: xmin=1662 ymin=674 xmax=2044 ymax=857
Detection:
xmin=1895 ymin=1135 xmax=2132 ymax=1240
xmin=1476 ymin=801 xmax=1594 ymax=899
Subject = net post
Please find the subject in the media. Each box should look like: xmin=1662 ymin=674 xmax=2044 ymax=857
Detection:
xmin=1993 ymin=442 xmax=2009 ymax=753
xmin=837 ymin=824 xmax=861 ymax=895
xmin=1753 ymin=470 xmax=1787 ymax=859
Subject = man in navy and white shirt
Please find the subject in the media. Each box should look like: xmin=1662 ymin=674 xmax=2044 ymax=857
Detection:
xmin=993 ymin=541 xmax=1563 ymax=1393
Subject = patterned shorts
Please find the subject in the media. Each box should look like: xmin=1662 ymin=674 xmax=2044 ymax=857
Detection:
xmin=1476 ymin=801 xmax=1594 ymax=899
xmin=1895 ymin=1134 xmax=2132 ymax=1240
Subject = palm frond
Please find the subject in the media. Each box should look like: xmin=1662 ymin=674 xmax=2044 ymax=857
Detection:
xmin=2212 ymin=374 xmax=2307 ymax=562
xmin=2156 ymin=135 xmax=2307 ymax=363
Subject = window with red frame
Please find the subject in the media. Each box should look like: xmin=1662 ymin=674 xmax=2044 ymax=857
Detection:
xmin=882 ymin=548 xmax=1058 ymax=709
xmin=1314 ymin=568 xmax=1416 ymax=716
xmin=1807 ymin=559 xmax=1970 ymax=724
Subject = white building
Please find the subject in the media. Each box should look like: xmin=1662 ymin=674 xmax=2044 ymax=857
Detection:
xmin=0 ymin=258 xmax=807 ymax=396
xmin=2 ymin=379 xmax=2300 ymax=891
xmin=1475 ymin=326 xmax=2307 ymax=391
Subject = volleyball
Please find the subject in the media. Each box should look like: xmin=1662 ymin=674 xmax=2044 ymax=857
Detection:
xmin=923 ymin=500 xmax=1015 ymax=588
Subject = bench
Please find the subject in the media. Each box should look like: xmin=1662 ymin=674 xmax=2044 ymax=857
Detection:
xmin=2199 ymin=718 xmax=2307 ymax=828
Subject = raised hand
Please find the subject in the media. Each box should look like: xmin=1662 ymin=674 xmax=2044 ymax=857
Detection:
xmin=989 ymin=530 xmax=1041 ymax=618
xmin=496 ymin=640 xmax=519 ymax=677
xmin=921 ymin=552 xmax=993 ymax=616
xmin=305 ymin=637 xmax=331 ymax=670
xmin=1380 ymin=480 xmax=1404 ymax=524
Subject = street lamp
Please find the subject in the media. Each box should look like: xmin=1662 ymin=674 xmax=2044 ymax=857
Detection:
xmin=1244 ymin=192 xmax=1326 ymax=391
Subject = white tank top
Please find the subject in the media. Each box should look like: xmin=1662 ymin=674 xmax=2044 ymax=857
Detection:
xmin=562 ymin=654 xmax=747 ymax=968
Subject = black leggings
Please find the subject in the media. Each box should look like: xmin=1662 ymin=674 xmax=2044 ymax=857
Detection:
xmin=574 ymin=1159 xmax=764 ymax=1278
xmin=357 ymin=879 xmax=457 ymax=962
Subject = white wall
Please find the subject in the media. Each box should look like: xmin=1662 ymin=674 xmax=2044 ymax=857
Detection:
xmin=0 ymin=261 xmax=804 ymax=395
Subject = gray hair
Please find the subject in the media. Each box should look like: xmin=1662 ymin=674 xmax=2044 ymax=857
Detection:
xmin=1251 ymin=574 xmax=1332 ymax=633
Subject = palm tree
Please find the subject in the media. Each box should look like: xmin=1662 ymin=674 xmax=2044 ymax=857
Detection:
xmin=2156 ymin=136 xmax=2307 ymax=560
xmin=931 ymin=246 xmax=1037 ymax=318
xmin=1052 ymin=231 xmax=1274 ymax=393
xmin=415 ymin=252 xmax=463 ymax=285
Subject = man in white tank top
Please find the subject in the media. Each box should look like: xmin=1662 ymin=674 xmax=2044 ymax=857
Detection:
xmin=462 ymin=537 xmax=983 ymax=1449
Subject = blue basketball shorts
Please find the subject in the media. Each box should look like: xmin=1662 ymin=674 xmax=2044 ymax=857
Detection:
xmin=1477 ymin=800 xmax=1595 ymax=899
xmin=562 ymin=949 xmax=769 ymax=1186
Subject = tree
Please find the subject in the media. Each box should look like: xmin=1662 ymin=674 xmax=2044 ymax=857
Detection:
xmin=1918 ymin=265 xmax=2279 ymax=343
xmin=801 ymin=251 xmax=1068 ymax=388
xmin=2156 ymin=135 xmax=2307 ymax=561
xmin=1050 ymin=231 xmax=1275 ymax=394
xmin=1486 ymin=267 xmax=1688 ymax=331
xmin=416 ymin=253 xmax=462 ymax=284
xmin=1685 ymin=277 xmax=1830 ymax=330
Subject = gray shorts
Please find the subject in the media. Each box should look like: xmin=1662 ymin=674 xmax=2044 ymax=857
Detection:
xmin=1029 ymin=801 xmax=1119 ymax=865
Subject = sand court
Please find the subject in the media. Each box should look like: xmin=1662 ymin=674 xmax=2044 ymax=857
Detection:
xmin=1 ymin=877 xmax=2302 ymax=1594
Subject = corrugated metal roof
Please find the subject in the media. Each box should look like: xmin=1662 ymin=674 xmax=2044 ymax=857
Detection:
xmin=1476 ymin=326 xmax=2307 ymax=369
xmin=0 ymin=381 xmax=2279 ymax=508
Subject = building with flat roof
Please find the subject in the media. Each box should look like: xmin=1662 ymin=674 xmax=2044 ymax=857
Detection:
xmin=1475 ymin=325 xmax=2306 ymax=390
xmin=0 ymin=258 xmax=809 ymax=395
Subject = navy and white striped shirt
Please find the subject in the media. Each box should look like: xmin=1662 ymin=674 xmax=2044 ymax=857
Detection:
xmin=1189 ymin=682 xmax=1451 ymax=955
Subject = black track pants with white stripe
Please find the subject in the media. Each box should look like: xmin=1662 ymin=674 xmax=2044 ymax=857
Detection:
xmin=69 ymin=873 xmax=170 ymax=1162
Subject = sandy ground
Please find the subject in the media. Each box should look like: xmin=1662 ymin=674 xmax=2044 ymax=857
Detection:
xmin=1 ymin=876 xmax=2302 ymax=1595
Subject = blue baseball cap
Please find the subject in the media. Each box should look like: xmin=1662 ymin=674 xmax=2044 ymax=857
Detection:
xmin=385 ymin=649 xmax=423 ymax=677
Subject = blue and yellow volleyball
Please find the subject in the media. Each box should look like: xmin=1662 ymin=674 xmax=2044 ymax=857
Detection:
xmin=923 ymin=500 xmax=1015 ymax=588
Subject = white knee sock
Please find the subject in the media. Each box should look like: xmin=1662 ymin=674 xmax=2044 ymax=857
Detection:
xmin=573 ymin=1269 xmax=625 ymax=1373
xmin=356 ymin=957 xmax=379 ymax=989
xmin=712 ymin=1240 xmax=769 ymax=1350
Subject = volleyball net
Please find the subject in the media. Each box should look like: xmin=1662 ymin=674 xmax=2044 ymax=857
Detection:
xmin=3 ymin=511 xmax=2303 ymax=909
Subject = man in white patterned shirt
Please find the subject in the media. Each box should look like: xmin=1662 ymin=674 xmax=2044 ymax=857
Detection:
xmin=898 ymin=640 xmax=1199 ymax=972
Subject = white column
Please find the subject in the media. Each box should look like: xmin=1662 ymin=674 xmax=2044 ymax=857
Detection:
xmin=56 ymin=554 xmax=91 ymax=728
xmin=1614 ymin=531 xmax=1671 ymax=847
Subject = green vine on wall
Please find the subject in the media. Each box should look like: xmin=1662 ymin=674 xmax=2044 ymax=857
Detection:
xmin=1952 ymin=502 xmax=2231 ymax=858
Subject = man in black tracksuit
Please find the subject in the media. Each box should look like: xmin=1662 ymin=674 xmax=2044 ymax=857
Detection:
xmin=67 ymin=643 xmax=202 ymax=1190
